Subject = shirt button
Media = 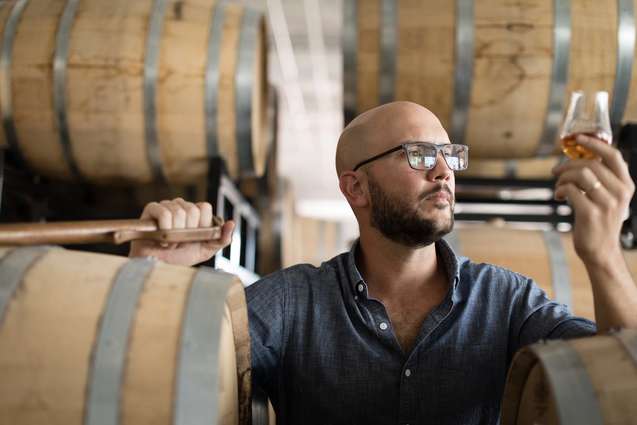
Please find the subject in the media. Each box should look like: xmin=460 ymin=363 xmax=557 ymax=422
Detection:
xmin=404 ymin=369 xmax=412 ymax=377
xmin=379 ymin=322 xmax=388 ymax=331
xmin=357 ymin=283 xmax=364 ymax=293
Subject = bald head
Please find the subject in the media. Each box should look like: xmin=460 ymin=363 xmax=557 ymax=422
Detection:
xmin=335 ymin=101 xmax=449 ymax=176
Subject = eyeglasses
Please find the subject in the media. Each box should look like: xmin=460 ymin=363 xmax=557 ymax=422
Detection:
xmin=352 ymin=142 xmax=469 ymax=172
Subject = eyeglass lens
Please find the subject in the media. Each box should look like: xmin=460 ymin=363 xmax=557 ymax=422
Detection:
xmin=405 ymin=144 xmax=467 ymax=171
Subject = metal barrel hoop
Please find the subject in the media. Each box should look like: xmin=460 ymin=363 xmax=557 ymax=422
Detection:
xmin=611 ymin=0 xmax=635 ymax=133
xmin=0 ymin=246 xmax=51 ymax=326
xmin=379 ymin=0 xmax=396 ymax=105
xmin=537 ymin=0 xmax=571 ymax=157
xmin=451 ymin=0 xmax=474 ymax=146
xmin=205 ymin=0 xmax=226 ymax=158
xmin=85 ymin=258 xmax=155 ymax=425
xmin=342 ymin=0 xmax=357 ymax=124
xmin=235 ymin=7 xmax=260 ymax=175
xmin=0 ymin=0 xmax=29 ymax=163
xmin=143 ymin=0 xmax=169 ymax=182
xmin=543 ymin=229 xmax=572 ymax=307
xmin=530 ymin=340 xmax=604 ymax=425
xmin=53 ymin=0 xmax=83 ymax=179
xmin=173 ymin=267 xmax=236 ymax=425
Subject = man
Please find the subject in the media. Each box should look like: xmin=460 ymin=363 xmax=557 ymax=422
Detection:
xmin=130 ymin=101 xmax=637 ymax=424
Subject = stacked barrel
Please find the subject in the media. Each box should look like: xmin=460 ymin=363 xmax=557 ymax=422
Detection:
xmin=445 ymin=225 xmax=637 ymax=321
xmin=342 ymin=0 xmax=637 ymax=291
xmin=0 ymin=0 xmax=276 ymax=423
xmin=0 ymin=0 xmax=269 ymax=184
xmin=344 ymin=2 xmax=637 ymax=422
xmin=0 ymin=0 xmax=284 ymax=265
xmin=343 ymin=0 xmax=637 ymax=177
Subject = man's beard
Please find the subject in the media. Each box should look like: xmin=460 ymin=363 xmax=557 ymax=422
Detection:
xmin=368 ymin=175 xmax=454 ymax=247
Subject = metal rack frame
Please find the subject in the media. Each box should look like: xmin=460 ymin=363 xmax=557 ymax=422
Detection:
xmin=204 ymin=157 xmax=261 ymax=285
xmin=0 ymin=150 xmax=4 ymax=213
xmin=454 ymin=176 xmax=572 ymax=228
xmin=619 ymin=124 xmax=637 ymax=248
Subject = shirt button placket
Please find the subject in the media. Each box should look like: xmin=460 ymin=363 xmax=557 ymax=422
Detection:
xmin=399 ymin=367 xmax=414 ymax=425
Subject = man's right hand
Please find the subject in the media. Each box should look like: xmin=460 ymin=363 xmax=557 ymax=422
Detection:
xmin=129 ymin=198 xmax=234 ymax=266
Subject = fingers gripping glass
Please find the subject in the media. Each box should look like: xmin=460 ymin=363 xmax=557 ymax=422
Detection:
xmin=352 ymin=142 xmax=469 ymax=172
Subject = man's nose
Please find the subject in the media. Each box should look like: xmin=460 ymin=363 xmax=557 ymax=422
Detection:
xmin=427 ymin=152 xmax=452 ymax=181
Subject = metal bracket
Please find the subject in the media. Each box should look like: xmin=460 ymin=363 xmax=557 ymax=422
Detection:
xmin=0 ymin=149 xmax=4 ymax=214
xmin=205 ymin=157 xmax=260 ymax=284
xmin=618 ymin=124 xmax=637 ymax=248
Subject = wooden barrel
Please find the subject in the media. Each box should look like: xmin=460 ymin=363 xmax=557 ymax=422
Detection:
xmin=252 ymin=385 xmax=277 ymax=425
xmin=254 ymin=176 xmax=292 ymax=276
xmin=0 ymin=0 xmax=268 ymax=184
xmin=283 ymin=210 xmax=343 ymax=268
xmin=0 ymin=246 xmax=251 ymax=425
xmin=462 ymin=157 xmax=561 ymax=180
xmin=239 ymin=86 xmax=279 ymax=202
xmin=237 ymin=88 xmax=284 ymax=275
xmin=344 ymin=0 xmax=637 ymax=158
xmin=445 ymin=225 xmax=637 ymax=321
xmin=501 ymin=329 xmax=637 ymax=424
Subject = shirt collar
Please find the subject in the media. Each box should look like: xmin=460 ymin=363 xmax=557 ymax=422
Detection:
xmin=346 ymin=240 xmax=365 ymax=292
xmin=346 ymin=238 xmax=463 ymax=302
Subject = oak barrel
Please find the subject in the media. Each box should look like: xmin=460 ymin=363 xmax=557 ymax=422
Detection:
xmin=0 ymin=0 xmax=268 ymax=184
xmin=462 ymin=157 xmax=561 ymax=179
xmin=344 ymin=0 xmax=637 ymax=158
xmin=238 ymin=88 xmax=284 ymax=275
xmin=501 ymin=329 xmax=637 ymax=425
xmin=239 ymin=86 xmax=279 ymax=202
xmin=445 ymin=225 xmax=637 ymax=321
xmin=0 ymin=246 xmax=251 ymax=425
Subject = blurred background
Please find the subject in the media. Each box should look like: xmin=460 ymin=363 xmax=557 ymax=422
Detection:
xmin=1 ymin=2 xmax=637 ymax=423
xmin=0 ymin=0 xmax=636 ymax=299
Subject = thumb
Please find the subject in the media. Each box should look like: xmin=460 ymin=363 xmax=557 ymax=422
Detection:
xmin=219 ymin=220 xmax=235 ymax=246
xmin=201 ymin=220 xmax=235 ymax=253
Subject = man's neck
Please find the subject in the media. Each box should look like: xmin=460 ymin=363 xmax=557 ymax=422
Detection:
xmin=356 ymin=230 xmax=444 ymax=299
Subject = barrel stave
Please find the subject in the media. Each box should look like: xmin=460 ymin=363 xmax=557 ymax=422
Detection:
xmin=121 ymin=262 xmax=196 ymax=425
xmin=0 ymin=249 xmax=123 ymax=425
xmin=467 ymin=0 xmax=553 ymax=158
xmin=12 ymin=0 xmax=71 ymax=179
xmin=395 ymin=0 xmax=454 ymax=130
xmin=68 ymin=0 xmax=153 ymax=184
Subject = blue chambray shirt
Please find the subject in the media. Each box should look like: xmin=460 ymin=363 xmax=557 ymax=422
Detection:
xmin=245 ymin=239 xmax=596 ymax=425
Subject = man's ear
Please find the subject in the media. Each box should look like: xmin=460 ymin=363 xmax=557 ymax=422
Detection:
xmin=339 ymin=171 xmax=369 ymax=208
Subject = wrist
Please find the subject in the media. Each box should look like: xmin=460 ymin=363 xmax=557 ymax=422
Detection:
xmin=581 ymin=245 xmax=624 ymax=274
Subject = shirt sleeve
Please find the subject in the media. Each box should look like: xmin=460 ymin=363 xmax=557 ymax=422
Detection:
xmin=244 ymin=271 xmax=288 ymax=395
xmin=509 ymin=277 xmax=597 ymax=356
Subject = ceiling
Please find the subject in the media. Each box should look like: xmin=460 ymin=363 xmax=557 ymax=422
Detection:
xmin=246 ymin=0 xmax=353 ymax=222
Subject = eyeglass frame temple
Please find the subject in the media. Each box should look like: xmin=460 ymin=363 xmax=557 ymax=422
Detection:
xmin=352 ymin=145 xmax=403 ymax=171
xmin=352 ymin=143 xmax=468 ymax=171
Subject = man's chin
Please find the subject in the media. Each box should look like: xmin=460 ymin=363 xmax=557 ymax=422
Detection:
xmin=418 ymin=208 xmax=453 ymax=223
xmin=431 ymin=216 xmax=454 ymax=239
